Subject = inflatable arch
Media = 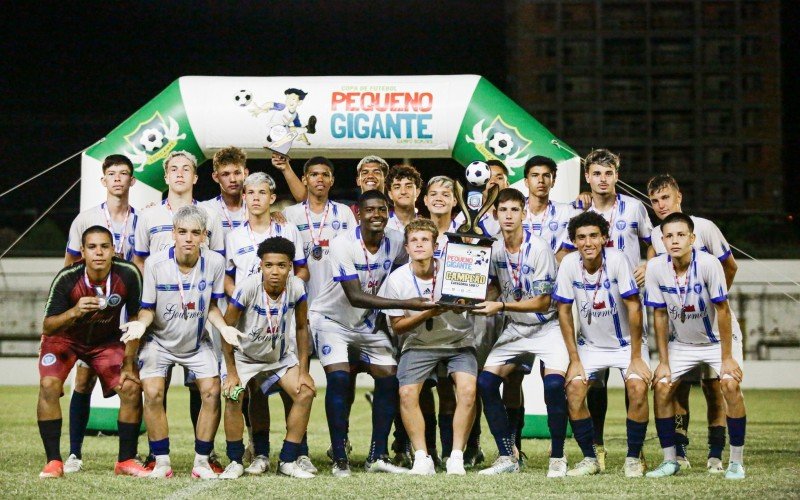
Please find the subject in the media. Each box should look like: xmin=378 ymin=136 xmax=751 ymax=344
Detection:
xmin=80 ymin=75 xmax=581 ymax=437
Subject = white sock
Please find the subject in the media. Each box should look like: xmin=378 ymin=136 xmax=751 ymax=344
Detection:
xmin=155 ymin=454 xmax=170 ymax=466
xmin=195 ymin=453 xmax=209 ymax=466
xmin=730 ymin=445 xmax=744 ymax=464
xmin=450 ymin=450 xmax=464 ymax=460
xmin=663 ymin=446 xmax=677 ymax=462
xmin=414 ymin=450 xmax=428 ymax=461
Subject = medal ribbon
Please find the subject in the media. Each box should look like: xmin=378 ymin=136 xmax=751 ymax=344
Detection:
xmin=303 ymin=200 xmax=331 ymax=248
xmin=218 ymin=195 xmax=244 ymax=230
xmin=358 ymin=231 xmax=387 ymax=293
xmin=504 ymin=241 xmax=525 ymax=299
xmin=246 ymin=220 xmax=275 ymax=252
xmin=173 ymin=254 xmax=200 ymax=319
xmin=262 ymin=288 xmax=286 ymax=335
xmin=671 ymin=250 xmax=694 ymax=321
xmin=581 ymin=257 xmax=606 ymax=323
xmin=102 ymin=203 xmax=131 ymax=256
xmin=410 ymin=260 xmax=437 ymax=303
xmin=84 ymin=269 xmax=112 ymax=297
xmin=527 ymin=201 xmax=552 ymax=238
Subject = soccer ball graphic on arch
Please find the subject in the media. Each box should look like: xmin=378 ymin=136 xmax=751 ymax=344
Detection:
xmin=465 ymin=160 xmax=490 ymax=186
xmin=234 ymin=89 xmax=253 ymax=106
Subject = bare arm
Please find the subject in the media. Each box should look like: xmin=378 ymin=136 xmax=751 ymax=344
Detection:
xmin=271 ymin=154 xmax=307 ymax=202
xmin=389 ymin=308 xmax=447 ymax=336
xmin=133 ymin=255 xmax=146 ymax=275
xmin=651 ymin=307 xmax=671 ymax=386
xmin=557 ymin=301 xmax=586 ymax=384
xmin=294 ymin=263 xmax=310 ymax=282
xmin=224 ymin=274 xmax=236 ymax=298
xmin=721 ymin=255 xmax=738 ymax=289
xmin=295 ymin=300 xmax=311 ymax=373
xmin=64 ymin=252 xmax=80 ymax=267
xmin=340 ymin=278 xmax=435 ymax=311
xmin=623 ymin=294 xmax=651 ymax=383
xmin=555 ymin=247 xmax=574 ymax=264
xmin=42 ymin=297 xmax=101 ymax=336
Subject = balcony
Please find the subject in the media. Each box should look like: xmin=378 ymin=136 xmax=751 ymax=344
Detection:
xmin=652 ymin=76 xmax=694 ymax=102
xmin=605 ymin=77 xmax=646 ymax=101
xmin=604 ymin=39 xmax=646 ymax=66
xmin=604 ymin=111 xmax=647 ymax=138
xmin=652 ymin=39 xmax=694 ymax=66
xmin=653 ymin=113 xmax=694 ymax=140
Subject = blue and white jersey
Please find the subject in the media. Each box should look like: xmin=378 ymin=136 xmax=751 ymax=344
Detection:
xmin=225 ymin=221 xmax=306 ymax=284
xmin=521 ymin=201 xmax=581 ymax=253
xmin=563 ymin=193 xmax=652 ymax=268
xmin=553 ymin=248 xmax=640 ymax=349
xmin=309 ymin=227 xmax=406 ymax=333
xmin=453 ymin=211 xmax=500 ymax=238
xmin=199 ymin=195 xmax=247 ymax=238
xmin=434 ymin=220 xmax=459 ymax=259
xmin=141 ymin=247 xmax=226 ymax=354
xmin=283 ymin=200 xmax=356 ymax=305
xmin=644 ymin=249 xmax=734 ymax=345
xmin=66 ymin=203 xmax=138 ymax=261
xmin=134 ymin=200 xmax=225 ymax=258
xmin=651 ymin=215 xmax=732 ymax=262
xmin=489 ymin=231 xmax=557 ymax=328
xmin=229 ymin=274 xmax=306 ymax=363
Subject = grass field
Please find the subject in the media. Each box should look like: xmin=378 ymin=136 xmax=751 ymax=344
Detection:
xmin=2 ymin=387 xmax=798 ymax=498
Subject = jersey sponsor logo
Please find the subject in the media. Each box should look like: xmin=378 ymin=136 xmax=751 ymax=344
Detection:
xmin=549 ymin=221 xmax=559 ymax=231
xmin=331 ymin=220 xmax=340 ymax=230
xmin=41 ymin=353 xmax=57 ymax=366
xmin=107 ymin=294 xmax=122 ymax=307
xmin=163 ymin=303 xmax=203 ymax=320
xmin=668 ymin=304 xmax=704 ymax=322
xmin=321 ymin=344 xmax=332 ymax=356
xmin=580 ymin=301 xmax=617 ymax=318
xmin=615 ymin=220 xmax=626 ymax=231
xmin=198 ymin=280 xmax=207 ymax=291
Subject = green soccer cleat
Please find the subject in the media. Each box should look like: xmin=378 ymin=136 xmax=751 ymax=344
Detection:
xmin=646 ymin=460 xmax=680 ymax=478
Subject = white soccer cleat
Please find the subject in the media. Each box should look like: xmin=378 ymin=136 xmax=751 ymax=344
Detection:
xmin=445 ymin=456 xmax=466 ymax=476
xmin=245 ymin=454 xmax=271 ymax=475
xmin=191 ymin=459 xmax=219 ymax=480
xmin=676 ymin=455 xmax=691 ymax=469
xmin=408 ymin=454 xmax=436 ymax=476
xmin=478 ymin=456 xmax=520 ymax=475
xmin=707 ymin=457 xmax=725 ymax=474
xmin=279 ymin=460 xmax=316 ymax=479
xmin=218 ymin=461 xmax=244 ymax=479
xmin=547 ymin=457 xmax=568 ymax=478
xmin=364 ymin=457 xmax=409 ymax=474
xmin=566 ymin=457 xmax=601 ymax=477
xmin=297 ymin=455 xmax=318 ymax=474
xmin=332 ymin=459 xmax=351 ymax=478
xmin=63 ymin=454 xmax=83 ymax=474
xmin=624 ymin=457 xmax=644 ymax=477
xmin=147 ymin=463 xmax=174 ymax=478
xmin=725 ymin=461 xmax=745 ymax=480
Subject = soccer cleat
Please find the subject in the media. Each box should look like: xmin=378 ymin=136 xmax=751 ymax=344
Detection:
xmin=445 ymin=456 xmax=466 ymax=476
xmin=624 ymin=457 xmax=645 ymax=478
xmin=595 ymin=445 xmax=607 ymax=472
xmin=326 ymin=440 xmax=353 ymax=463
xmin=64 ymin=454 xmax=83 ymax=474
xmin=208 ymin=451 xmax=224 ymax=474
xmin=332 ymin=458 xmax=351 ymax=478
xmin=147 ymin=463 xmax=174 ymax=478
xmin=463 ymin=446 xmax=485 ymax=469
xmin=297 ymin=455 xmax=318 ymax=474
xmin=114 ymin=458 xmax=150 ymax=477
xmin=676 ymin=455 xmax=691 ymax=469
xmin=431 ymin=451 xmax=443 ymax=470
xmin=478 ymin=456 xmax=520 ymax=475
xmin=218 ymin=461 xmax=244 ymax=479
xmin=725 ymin=461 xmax=745 ymax=480
xmin=707 ymin=457 xmax=725 ymax=474
xmin=639 ymin=449 xmax=647 ymax=472
xmin=191 ymin=459 xmax=219 ymax=479
xmin=408 ymin=455 xmax=436 ymax=476
xmin=39 ymin=460 xmax=64 ymax=479
xmin=245 ymin=454 xmax=271 ymax=475
xmin=645 ymin=460 xmax=680 ymax=478
xmin=566 ymin=457 xmax=601 ymax=477
xmin=392 ymin=451 xmax=413 ymax=469
xmin=243 ymin=443 xmax=254 ymax=465
xmin=279 ymin=460 xmax=316 ymax=479
xmin=546 ymin=457 xmax=567 ymax=478
xmin=142 ymin=454 xmax=156 ymax=471
xmin=365 ymin=456 xmax=409 ymax=474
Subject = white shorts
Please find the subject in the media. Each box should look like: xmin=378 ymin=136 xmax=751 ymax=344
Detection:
xmin=138 ymin=338 xmax=219 ymax=380
xmin=578 ymin=342 xmax=650 ymax=381
xmin=309 ymin=311 xmax=396 ymax=368
xmin=484 ymin=320 xmax=569 ymax=373
xmin=221 ymin=351 xmax=298 ymax=394
xmin=667 ymin=340 xmax=744 ymax=382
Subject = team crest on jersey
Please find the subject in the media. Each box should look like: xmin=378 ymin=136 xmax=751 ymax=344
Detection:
xmin=615 ymin=220 xmax=626 ymax=231
xmin=331 ymin=220 xmax=340 ymax=230
xmin=107 ymin=294 xmax=122 ymax=307
xmin=198 ymin=280 xmax=207 ymax=291
xmin=128 ymin=234 xmax=135 ymax=245
xmin=549 ymin=221 xmax=559 ymax=231
xmin=41 ymin=353 xmax=57 ymax=366
xmin=321 ymin=345 xmax=332 ymax=356
xmin=603 ymin=279 xmax=611 ymax=289
xmin=693 ymin=283 xmax=702 ymax=294
xmin=383 ymin=260 xmax=391 ymax=270
xmin=123 ymin=111 xmax=187 ymax=172
xmin=521 ymin=264 xmax=531 ymax=275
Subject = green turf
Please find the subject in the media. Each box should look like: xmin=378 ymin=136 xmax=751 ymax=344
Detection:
xmin=3 ymin=387 xmax=799 ymax=498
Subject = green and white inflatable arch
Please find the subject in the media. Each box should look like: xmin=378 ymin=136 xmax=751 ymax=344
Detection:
xmin=81 ymin=75 xmax=580 ymax=437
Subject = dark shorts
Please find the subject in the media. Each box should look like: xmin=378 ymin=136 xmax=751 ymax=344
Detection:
xmin=398 ymin=347 xmax=477 ymax=387
xmin=39 ymin=336 xmax=124 ymax=397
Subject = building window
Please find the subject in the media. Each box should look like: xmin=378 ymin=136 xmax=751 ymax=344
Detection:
xmin=704 ymin=147 xmax=734 ymax=171
xmin=605 ymin=76 xmax=646 ymax=101
xmin=703 ymin=74 xmax=735 ymax=100
xmin=563 ymin=76 xmax=596 ymax=100
xmin=563 ymin=111 xmax=597 ymax=138
xmin=742 ymin=109 xmax=764 ymax=129
xmin=612 ymin=147 xmax=646 ymax=169
xmin=652 ymin=38 xmax=694 ymax=66
xmin=604 ymin=111 xmax=647 ymax=137
xmin=742 ymin=144 xmax=763 ymax=164
xmin=603 ymin=4 xmax=646 ymax=30
xmin=704 ymin=182 xmax=734 ymax=209
xmin=651 ymin=76 xmax=694 ymax=102
xmin=534 ymin=39 xmax=557 ymax=59
xmin=653 ymin=112 xmax=694 ymax=140
xmin=653 ymin=148 xmax=693 ymax=173
xmin=704 ymin=110 xmax=735 ymax=136
xmin=604 ymin=38 xmax=646 ymax=66
xmin=703 ymin=2 xmax=736 ymax=29
xmin=703 ymin=38 xmax=736 ymax=65
xmin=744 ymin=180 xmax=763 ymax=200
xmin=562 ymin=2 xmax=596 ymax=30
xmin=742 ymin=37 xmax=763 ymax=57
xmin=742 ymin=74 xmax=763 ymax=92
xmin=563 ymin=39 xmax=595 ymax=66
xmin=539 ymin=74 xmax=557 ymax=94
xmin=651 ymin=4 xmax=694 ymax=30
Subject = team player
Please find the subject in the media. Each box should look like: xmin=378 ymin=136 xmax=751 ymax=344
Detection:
xmin=385 ymin=164 xmax=422 ymax=232
xmin=309 ymin=190 xmax=435 ymax=477
xmin=218 ymin=237 xmax=316 ymax=479
xmin=453 ymin=159 xmax=509 ymax=237
xmin=120 ymin=206 xmax=233 ymax=479
xmin=553 ymin=211 xmax=652 ymax=477
xmin=381 ymin=219 xmax=476 ymax=475
xmin=200 ymin=147 xmax=249 ymax=237
xmin=648 ymin=174 xmax=738 ymax=472
xmin=469 ymin=189 xmax=567 ymax=476
xmin=37 ymin=226 xmax=148 ymax=478
xmin=62 ymin=154 xmax=140 ymax=473
xmin=644 ymin=212 xmax=747 ymax=479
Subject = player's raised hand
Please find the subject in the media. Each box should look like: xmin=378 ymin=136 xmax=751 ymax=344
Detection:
xmin=721 ymin=357 xmax=743 ymax=382
xmin=270 ymin=211 xmax=288 ymax=225
xmin=566 ymin=360 xmax=587 ymax=385
xmin=404 ymin=297 xmax=437 ymax=311
xmin=220 ymin=326 xmax=245 ymax=347
xmin=627 ymin=357 xmax=653 ymax=385
xmin=119 ymin=320 xmax=146 ymax=343
xmin=271 ymin=152 xmax=290 ymax=171
xmin=652 ymin=362 xmax=672 ymax=389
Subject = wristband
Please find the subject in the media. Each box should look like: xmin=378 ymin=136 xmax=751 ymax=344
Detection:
xmin=501 ymin=300 xmax=506 ymax=313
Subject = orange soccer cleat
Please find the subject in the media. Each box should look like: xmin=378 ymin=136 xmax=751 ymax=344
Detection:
xmin=115 ymin=458 xmax=151 ymax=477
xmin=39 ymin=460 xmax=64 ymax=479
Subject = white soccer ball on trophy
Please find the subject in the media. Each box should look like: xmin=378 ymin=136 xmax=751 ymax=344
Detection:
xmin=234 ymin=89 xmax=253 ymax=106
xmin=465 ymin=160 xmax=491 ymax=187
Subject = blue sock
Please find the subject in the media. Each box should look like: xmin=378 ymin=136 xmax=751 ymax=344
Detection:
xmin=325 ymin=370 xmax=351 ymax=460
xmin=438 ymin=414 xmax=454 ymax=457
xmin=708 ymin=426 xmax=726 ymax=459
xmin=195 ymin=439 xmax=213 ymax=456
xmin=149 ymin=437 xmax=169 ymax=456
xmin=655 ymin=417 xmax=676 ymax=449
xmin=727 ymin=416 xmax=746 ymax=447
xmin=69 ymin=390 xmax=91 ymax=458
xmin=226 ymin=440 xmax=245 ymax=463
xmin=117 ymin=421 xmax=140 ymax=462
xmin=543 ymin=374 xmax=567 ymax=458
xmin=252 ymin=430 xmax=269 ymax=457
xmin=477 ymin=371 xmax=514 ymax=457
xmin=299 ymin=434 xmax=309 ymax=456
xmin=505 ymin=406 xmax=523 ymax=451
xmin=570 ymin=417 xmax=596 ymax=458
xmin=368 ymin=375 xmax=399 ymax=462
xmin=626 ymin=419 xmax=648 ymax=458
xmin=279 ymin=440 xmax=302 ymax=463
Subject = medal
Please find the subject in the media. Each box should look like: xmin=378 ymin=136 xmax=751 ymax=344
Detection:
xmin=513 ymin=288 xmax=523 ymax=301
xmin=680 ymin=308 xmax=686 ymax=323
xmin=173 ymin=253 xmax=201 ymax=321
xmin=504 ymin=240 xmax=525 ymax=302
xmin=312 ymin=245 xmax=323 ymax=260
xmin=587 ymin=310 xmax=592 ymax=325
xmin=672 ymin=250 xmax=695 ymax=325
xmin=303 ymin=199 xmax=331 ymax=261
xmin=85 ymin=270 xmax=111 ymax=311
xmin=581 ymin=255 xmax=605 ymax=327
xmin=425 ymin=318 xmax=433 ymax=331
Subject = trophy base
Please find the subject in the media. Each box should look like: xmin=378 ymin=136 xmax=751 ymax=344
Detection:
xmin=437 ymin=295 xmax=482 ymax=310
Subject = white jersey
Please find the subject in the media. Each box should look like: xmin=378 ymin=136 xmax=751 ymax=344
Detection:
xmin=521 ymin=201 xmax=581 ymax=253
xmin=553 ymin=248 xmax=640 ymax=349
xmin=381 ymin=262 xmax=474 ymax=351
xmin=563 ymin=193 xmax=652 ymax=268
xmin=434 ymin=220 xmax=459 ymax=259
xmin=199 ymin=195 xmax=247 ymax=238
xmin=225 ymin=220 xmax=306 ymax=284
xmin=309 ymin=227 xmax=406 ymax=333
xmin=385 ymin=210 xmax=420 ymax=233
xmin=283 ymin=200 xmax=356 ymax=305
xmin=644 ymin=250 xmax=734 ymax=345
xmin=453 ymin=211 xmax=500 ymax=238
xmin=229 ymin=274 xmax=306 ymax=363
xmin=651 ymin=215 xmax=732 ymax=262
xmin=66 ymin=203 xmax=138 ymax=261
xmin=134 ymin=200 xmax=225 ymax=258
xmin=489 ymin=231 xmax=558 ymax=329
xmin=141 ymin=247 xmax=226 ymax=354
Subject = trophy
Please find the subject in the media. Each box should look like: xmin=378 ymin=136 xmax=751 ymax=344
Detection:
xmin=438 ymin=161 xmax=499 ymax=307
